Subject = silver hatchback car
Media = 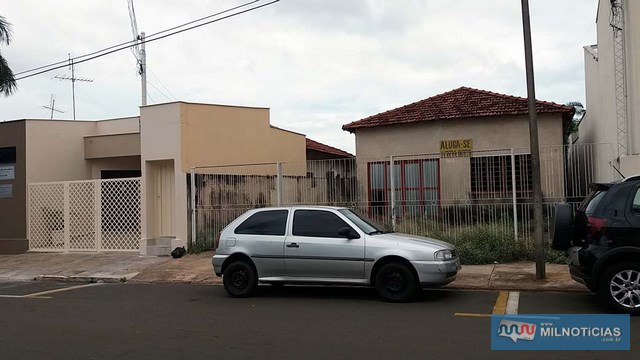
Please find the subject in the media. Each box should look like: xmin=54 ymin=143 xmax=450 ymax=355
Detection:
xmin=212 ymin=206 xmax=461 ymax=302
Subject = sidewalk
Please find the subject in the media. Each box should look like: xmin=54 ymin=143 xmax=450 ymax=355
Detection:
xmin=0 ymin=252 xmax=587 ymax=292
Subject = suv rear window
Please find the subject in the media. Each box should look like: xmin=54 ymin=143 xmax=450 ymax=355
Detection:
xmin=579 ymin=191 xmax=606 ymax=216
xmin=234 ymin=210 xmax=288 ymax=236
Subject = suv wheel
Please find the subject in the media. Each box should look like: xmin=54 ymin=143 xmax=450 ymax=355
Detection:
xmin=223 ymin=261 xmax=258 ymax=298
xmin=551 ymin=203 xmax=573 ymax=251
xmin=375 ymin=262 xmax=418 ymax=302
xmin=599 ymin=262 xmax=640 ymax=314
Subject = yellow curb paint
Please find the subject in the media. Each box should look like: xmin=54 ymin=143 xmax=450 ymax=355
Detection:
xmin=492 ymin=291 xmax=508 ymax=314
xmin=23 ymin=283 xmax=103 ymax=298
xmin=454 ymin=313 xmax=491 ymax=318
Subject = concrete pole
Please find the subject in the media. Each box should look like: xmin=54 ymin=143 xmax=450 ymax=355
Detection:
xmin=140 ymin=32 xmax=147 ymax=106
xmin=521 ymin=0 xmax=545 ymax=279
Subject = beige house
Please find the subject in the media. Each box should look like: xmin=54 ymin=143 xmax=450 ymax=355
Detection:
xmin=578 ymin=0 xmax=640 ymax=178
xmin=0 ymin=101 xmax=348 ymax=254
xmin=342 ymin=87 xmax=574 ymax=214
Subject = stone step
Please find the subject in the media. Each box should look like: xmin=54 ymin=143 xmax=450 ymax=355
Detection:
xmin=146 ymin=245 xmax=171 ymax=257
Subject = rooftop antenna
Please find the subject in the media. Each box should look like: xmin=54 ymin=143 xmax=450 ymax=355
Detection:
xmin=53 ymin=54 xmax=94 ymax=120
xmin=41 ymin=94 xmax=65 ymax=119
xmin=128 ymin=0 xmax=147 ymax=106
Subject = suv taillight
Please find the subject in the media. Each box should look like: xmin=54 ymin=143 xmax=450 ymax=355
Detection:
xmin=586 ymin=216 xmax=607 ymax=240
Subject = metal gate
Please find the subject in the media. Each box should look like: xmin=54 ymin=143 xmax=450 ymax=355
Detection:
xmin=28 ymin=178 xmax=141 ymax=252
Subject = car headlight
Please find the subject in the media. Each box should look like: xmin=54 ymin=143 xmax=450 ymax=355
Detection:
xmin=434 ymin=249 xmax=454 ymax=261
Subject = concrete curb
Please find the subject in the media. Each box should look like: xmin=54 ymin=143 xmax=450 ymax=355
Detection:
xmin=36 ymin=273 xmax=139 ymax=284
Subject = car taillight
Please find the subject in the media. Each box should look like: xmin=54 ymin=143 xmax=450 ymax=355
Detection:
xmin=586 ymin=216 xmax=607 ymax=239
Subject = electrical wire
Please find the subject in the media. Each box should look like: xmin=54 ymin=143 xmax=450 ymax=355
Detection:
xmin=148 ymin=67 xmax=177 ymax=100
xmin=147 ymin=80 xmax=173 ymax=102
xmin=14 ymin=0 xmax=273 ymax=79
xmin=15 ymin=0 xmax=260 ymax=77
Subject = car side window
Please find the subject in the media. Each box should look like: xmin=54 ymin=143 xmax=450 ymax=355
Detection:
xmin=632 ymin=188 xmax=640 ymax=214
xmin=293 ymin=210 xmax=353 ymax=238
xmin=234 ymin=210 xmax=288 ymax=236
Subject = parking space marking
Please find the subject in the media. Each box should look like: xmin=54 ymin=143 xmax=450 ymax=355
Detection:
xmin=22 ymin=283 xmax=103 ymax=298
xmin=455 ymin=290 xmax=509 ymax=318
xmin=492 ymin=291 xmax=508 ymax=314
xmin=505 ymin=291 xmax=520 ymax=314
xmin=453 ymin=312 xmax=491 ymax=318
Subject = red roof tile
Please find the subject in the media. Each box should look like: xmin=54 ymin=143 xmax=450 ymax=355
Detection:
xmin=306 ymin=138 xmax=354 ymax=158
xmin=342 ymin=87 xmax=574 ymax=132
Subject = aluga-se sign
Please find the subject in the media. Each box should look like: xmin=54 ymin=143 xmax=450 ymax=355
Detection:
xmin=440 ymin=139 xmax=472 ymax=158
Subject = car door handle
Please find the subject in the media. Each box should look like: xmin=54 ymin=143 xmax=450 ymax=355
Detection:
xmin=286 ymin=243 xmax=299 ymax=248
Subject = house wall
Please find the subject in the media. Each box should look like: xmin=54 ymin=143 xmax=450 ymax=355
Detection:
xmin=25 ymin=120 xmax=95 ymax=183
xmin=352 ymin=114 xmax=565 ymax=201
xmin=140 ymin=103 xmax=186 ymax=251
xmin=0 ymin=121 xmax=27 ymax=254
xmin=180 ymin=103 xmax=306 ymax=175
xmin=89 ymin=156 xmax=142 ymax=179
xmin=140 ymin=101 xmax=309 ymax=250
xmin=94 ymin=117 xmax=140 ymax=135
xmin=84 ymin=133 xmax=141 ymax=159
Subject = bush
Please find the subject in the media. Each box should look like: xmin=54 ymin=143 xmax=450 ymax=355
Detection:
xmin=410 ymin=222 xmax=567 ymax=265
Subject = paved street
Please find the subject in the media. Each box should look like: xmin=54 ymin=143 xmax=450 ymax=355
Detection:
xmin=0 ymin=282 xmax=638 ymax=360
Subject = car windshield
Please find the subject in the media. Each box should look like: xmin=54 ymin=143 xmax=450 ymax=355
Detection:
xmin=338 ymin=209 xmax=390 ymax=235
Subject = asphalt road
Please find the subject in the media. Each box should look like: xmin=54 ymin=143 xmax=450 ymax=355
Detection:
xmin=0 ymin=282 xmax=639 ymax=360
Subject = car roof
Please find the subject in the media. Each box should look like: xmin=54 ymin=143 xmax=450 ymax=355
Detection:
xmin=250 ymin=205 xmax=347 ymax=211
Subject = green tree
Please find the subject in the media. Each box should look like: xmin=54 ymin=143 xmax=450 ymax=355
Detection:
xmin=0 ymin=16 xmax=17 ymax=96
xmin=564 ymin=101 xmax=585 ymax=144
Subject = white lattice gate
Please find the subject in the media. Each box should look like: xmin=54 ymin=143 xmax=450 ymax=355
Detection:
xmin=28 ymin=178 xmax=141 ymax=252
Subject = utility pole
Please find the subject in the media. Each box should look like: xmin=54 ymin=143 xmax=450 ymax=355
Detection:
xmin=54 ymin=54 xmax=93 ymax=120
xmin=521 ymin=0 xmax=545 ymax=279
xmin=140 ymin=31 xmax=147 ymax=106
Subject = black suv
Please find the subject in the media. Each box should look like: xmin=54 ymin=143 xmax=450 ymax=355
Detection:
xmin=552 ymin=176 xmax=640 ymax=314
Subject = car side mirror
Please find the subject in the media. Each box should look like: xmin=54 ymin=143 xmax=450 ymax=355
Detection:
xmin=338 ymin=227 xmax=360 ymax=240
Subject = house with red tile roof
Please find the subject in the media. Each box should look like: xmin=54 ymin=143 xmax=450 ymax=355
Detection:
xmin=342 ymin=87 xmax=574 ymax=214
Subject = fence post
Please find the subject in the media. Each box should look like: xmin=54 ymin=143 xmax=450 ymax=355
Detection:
xmin=389 ymin=156 xmax=396 ymax=230
xmin=95 ymin=180 xmax=102 ymax=251
xmin=63 ymin=182 xmax=70 ymax=252
xmin=190 ymin=168 xmax=196 ymax=249
xmin=276 ymin=162 xmax=283 ymax=206
xmin=510 ymin=149 xmax=519 ymax=241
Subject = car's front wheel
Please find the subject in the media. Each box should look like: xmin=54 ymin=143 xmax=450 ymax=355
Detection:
xmin=599 ymin=262 xmax=640 ymax=315
xmin=374 ymin=262 xmax=418 ymax=302
xmin=223 ymin=261 xmax=258 ymax=298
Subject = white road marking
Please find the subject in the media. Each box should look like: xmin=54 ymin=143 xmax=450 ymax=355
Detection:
xmin=23 ymin=283 xmax=103 ymax=298
xmin=506 ymin=291 xmax=520 ymax=314
xmin=0 ymin=294 xmax=51 ymax=299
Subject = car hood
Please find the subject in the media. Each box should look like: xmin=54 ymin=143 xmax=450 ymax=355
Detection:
xmin=369 ymin=232 xmax=454 ymax=250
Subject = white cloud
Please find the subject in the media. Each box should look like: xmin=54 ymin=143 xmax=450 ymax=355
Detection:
xmin=1 ymin=0 xmax=598 ymax=154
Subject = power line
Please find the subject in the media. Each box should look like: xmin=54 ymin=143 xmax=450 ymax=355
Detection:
xmin=148 ymin=67 xmax=177 ymax=100
xmin=14 ymin=0 xmax=276 ymax=80
xmin=15 ymin=0 xmax=261 ymax=77
xmin=147 ymin=80 xmax=173 ymax=102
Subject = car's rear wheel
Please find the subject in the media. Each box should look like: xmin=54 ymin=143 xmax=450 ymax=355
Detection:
xmin=551 ymin=203 xmax=573 ymax=251
xmin=223 ymin=261 xmax=258 ymax=298
xmin=375 ymin=262 xmax=418 ymax=302
xmin=598 ymin=262 xmax=640 ymax=315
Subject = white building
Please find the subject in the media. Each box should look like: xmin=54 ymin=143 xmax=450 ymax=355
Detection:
xmin=579 ymin=0 xmax=640 ymax=177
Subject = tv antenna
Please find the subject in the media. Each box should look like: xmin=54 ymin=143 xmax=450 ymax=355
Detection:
xmin=41 ymin=94 xmax=65 ymax=119
xmin=53 ymin=54 xmax=94 ymax=120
